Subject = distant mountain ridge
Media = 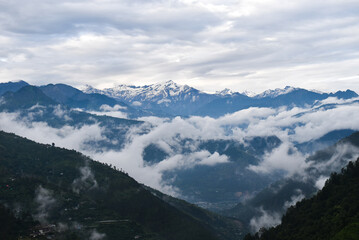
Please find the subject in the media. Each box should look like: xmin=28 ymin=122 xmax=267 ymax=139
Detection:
xmin=0 ymin=81 xmax=146 ymax=118
xmin=196 ymin=88 xmax=358 ymax=117
xmin=39 ymin=83 xmax=129 ymax=110
xmin=84 ymin=80 xmax=218 ymax=116
xmin=1 ymin=80 xmax=358 ymax=118
xmin=0 ymin=85 xmax=56 ymax=110
xmin=0 ymin=80 xmax=29 ymax=96
xmin=254 ymin=86 xmax=299 ymax=98
xmin=83 ymin=80 xmax=358 ymax=117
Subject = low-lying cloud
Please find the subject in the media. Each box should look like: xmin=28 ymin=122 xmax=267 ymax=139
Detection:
xmin=248 ymin=142 xmax=308 ymax=176
xmin=33 ymin=186 xmax=57 ymax=224
xmin=283 ymin=189 xmax=305 ymax=209
xmin=89 ymin=229 xmax=106 ymax=240
xmin=72 ymin=163 xmax=99 ymax=194
xmin=0 ymin=98 xmax=359 ymax=196
xmin=249 ymin=189 xmax=306 ymax=232
xmin=250 ymin=207 xmax=282 ymax=233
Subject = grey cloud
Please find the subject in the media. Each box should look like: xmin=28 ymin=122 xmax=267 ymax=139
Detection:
xmin=1 ymin=1 xmax=359 ymax=92
xmin=0 ymin=0 xmax=217 ymax=35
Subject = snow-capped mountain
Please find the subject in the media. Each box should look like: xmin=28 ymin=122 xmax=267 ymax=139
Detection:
xmin=84 ymin=80 xmax=218 ymax=116
xmin=254 ymin=86 xmax=299 ymax=98
xmin=240 ymin=90 xmax=257 ymax=97
xmin=215 ymin=88 xmax=237 ymax=96
xmin=85 ymin=80 xmax=198 ymax=103
xmin=83 ymin=81 xmax=358 ymax=118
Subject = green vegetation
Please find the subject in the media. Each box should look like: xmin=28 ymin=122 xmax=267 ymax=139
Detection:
xmin=224 ymin=131 xmax=359 ymax=235
xmin=244 ymin=157 xmax=359 ymax=240
xmin=0 ymin=130 xmax=227 ymax=240
xmin=0 ymin=204 xmax=35 ymax=239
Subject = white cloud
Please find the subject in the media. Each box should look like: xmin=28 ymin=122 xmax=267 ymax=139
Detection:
xmin=72 ymin=164 xmax=99 ymax=194
xmin=248 ymin=142 xmax=308 ymax=176
xmin=53 ymin=105 xmax=72 ymax=121
xmin=86 ymin=104 xmax=128 ymax=118
xmin=0 ymin=111 xmax=106 ymax=150
xmin=250 ymin=207 xmax=282 ymax=233
xmin=283 ymin=190 xmax=305 ymax=209
xmin=1 ymin=98 xmax=359 ymax=195
xmin=88 ymin=110 xmax=128 ymax=119
xmin=33 ymin=186 xmax=57 ymax=224
xmin=154 ymin=151 xmax=228 ymax=171
xmin=131 ymin=101 xmax=142 ymax=106
xmin=308 ymin=143 xmax=359 ymax=175
xmin=100 ymin=104 xmax=127 ymax=111
xmin=89 ymin=229 xmax=106 ymax=240
xmin=314 ymin=96 xmax=359 ymax=106
xmin=250 ymin=189 xmax=305 ymax=232
xmin=315 ymin=175 xmax=329 ymax=189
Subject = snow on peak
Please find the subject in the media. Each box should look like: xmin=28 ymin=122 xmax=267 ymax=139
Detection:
xmin=81 ymin=84 xmax=101 ymax=94
xmin=241 ymin=90 xmax=257 ymax=97
xmin=216 ymin=88 xmax=235 ymax=96
xmin=83 ymin=80 xmax=200 ymax=104
xmin=255 ymin=86 xmax=298 ymax=98
xmin=83 ymin=82 xmax=307 ymax=108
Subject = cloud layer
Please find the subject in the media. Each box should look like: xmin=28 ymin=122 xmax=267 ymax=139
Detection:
xmin=0 ymin=0 xmax=359 ymax=92
xmin=1 ymin=98 xmax=359 ymax=195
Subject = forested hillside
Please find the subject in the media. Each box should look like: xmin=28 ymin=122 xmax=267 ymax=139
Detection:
xmin=0 ymin=130 xmax=240 ymax=240
xmin=244 ymin=157 xmax=359 ymax=240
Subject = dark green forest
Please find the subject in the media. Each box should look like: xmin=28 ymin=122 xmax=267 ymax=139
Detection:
xmin=244 ymin=157 xmax=359 ymax=240
xmin=0 ymin=130 xmax=241 ymax=240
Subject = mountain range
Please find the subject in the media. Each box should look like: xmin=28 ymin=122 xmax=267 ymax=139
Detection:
xmin=83 ymin=80 xmax=358 ymax=117
xmin=1 ymin=81 xmax=358 ymax=205
xmin=1 ymin=79 xmax=359 ymax=239
xmin=1 ymin=80 xmax=358 ymax=118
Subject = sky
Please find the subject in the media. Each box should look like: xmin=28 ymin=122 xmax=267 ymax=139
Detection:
xmin=0 ymin=0 xmax=359 ymax=93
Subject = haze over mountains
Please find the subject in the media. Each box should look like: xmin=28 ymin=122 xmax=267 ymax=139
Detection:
xmin=1 ymin=80 xmax=359 ymax=239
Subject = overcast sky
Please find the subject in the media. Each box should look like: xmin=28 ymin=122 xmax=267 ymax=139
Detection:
xmin=0 ymin=0 xmax=358 ymax=93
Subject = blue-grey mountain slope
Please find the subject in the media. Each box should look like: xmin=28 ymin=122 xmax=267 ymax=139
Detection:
xmin=196 ymin=88 xmax=358 ymax=117
xmin=0 ymin=85 xmax=144 ymax=151
xmin=85 ymin=82 xmax=358 ymax=118
xmin=39 ymin=83 xmax=145 ymax=118
xmin=0 ymin=80 xmax=29 ymax=96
